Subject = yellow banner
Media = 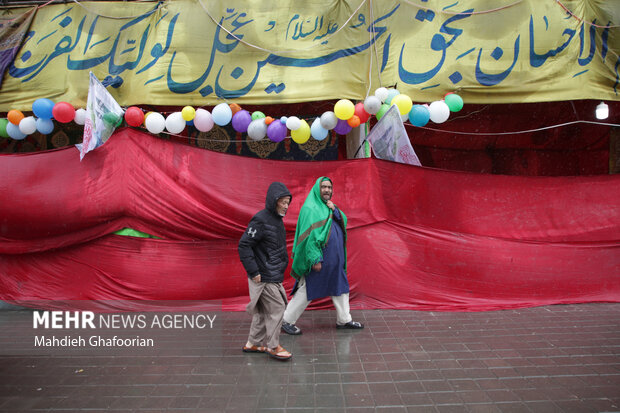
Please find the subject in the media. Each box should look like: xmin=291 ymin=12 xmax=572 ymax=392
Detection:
xmin=0 ymin=0 xmax=618 ymax=111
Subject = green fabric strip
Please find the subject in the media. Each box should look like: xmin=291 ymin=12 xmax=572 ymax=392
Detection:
xmin=113 ymin=228 xmax=160 ymax=239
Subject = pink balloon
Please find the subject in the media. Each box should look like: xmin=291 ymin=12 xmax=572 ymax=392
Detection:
xmin=354 ymin=102 xmax=370 ymax=123
xmin=193 ymin=108 xmax=214 ymax=132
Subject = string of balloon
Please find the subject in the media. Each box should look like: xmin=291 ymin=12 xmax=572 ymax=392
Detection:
xmin=0 ymin=85 xmax=466 ymax=142
xmin=158 ymin=118 xmax=620 ymax=144
xmin=409 ymin=119 xmax=620 ymax=135
xmin=3 ymin=91 xmax=617 ymax=145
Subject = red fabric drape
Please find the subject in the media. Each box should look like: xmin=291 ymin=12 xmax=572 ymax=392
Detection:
xmin=1 ymin=128 xmax=618 ymax=311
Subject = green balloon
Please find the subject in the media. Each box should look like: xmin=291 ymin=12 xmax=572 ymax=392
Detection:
xmin=251 ymin=111 xmax=265 ymax=120
xmin=445 ymin=94 xmax=464 ymax=112
xmin=103 ymin=112 xmax=120 ymax=126
xmin=0 ymin=118 xmax=8 ymax=138
xmin=376 ymin=104 xmax=390 ymax=121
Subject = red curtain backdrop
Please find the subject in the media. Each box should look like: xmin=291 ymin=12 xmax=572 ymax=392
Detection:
xmin=1 ymin=128 xmax=618 ymax=311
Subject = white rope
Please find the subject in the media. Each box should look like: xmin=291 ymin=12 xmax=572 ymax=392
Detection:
xmin=365 ymin=0 xmax=374 ymax=98
xmin=410 ymin=120 xmax=620 ymax=135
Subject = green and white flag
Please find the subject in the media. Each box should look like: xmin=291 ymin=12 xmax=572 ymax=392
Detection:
xmin=78 ymin=72 xmax=124 ymax=160
xmin=367 ymin=105 xmax=421 ymax=166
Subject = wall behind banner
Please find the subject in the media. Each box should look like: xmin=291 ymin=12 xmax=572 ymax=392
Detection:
xmin=0 ymin=0 xmax=618 ymax=112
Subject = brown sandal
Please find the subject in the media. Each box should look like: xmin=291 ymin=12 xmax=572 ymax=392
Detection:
xmin=242 ymin=345 xmax=266 ymax=353
xmin=267 ymin=345 xmax=292 ymax=361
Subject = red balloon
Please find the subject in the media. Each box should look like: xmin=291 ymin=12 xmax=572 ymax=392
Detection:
xmin=52 ymin=102 xmax=75 ymax=123
xmin=125 ymin=106 xmax=144 ymax=127
xmin=354 ymin=102 xmax=370 ymax=124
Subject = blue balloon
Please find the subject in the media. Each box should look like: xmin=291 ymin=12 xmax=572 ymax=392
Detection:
xmin=211 ymin=103 xmax=232 ymax=126
xmin=385 ymin=89 xmax=400 ymax=105
xmin=408 ymin=105 xmax=430 ymax=127
xmin=36 ymin=118 xmax=55 ymax=134
xmin=310 ymin=118 xmax=328 ymax=141
xmin=6 ymin=122 xmax=26 ymax=140
xmin=32 ymin=98 xmax=55 ymax=119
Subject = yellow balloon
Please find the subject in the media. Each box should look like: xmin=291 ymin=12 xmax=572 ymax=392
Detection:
xmin=181 ymin=106 xmax=195 ymax=121
xmin=392 ymin=94 xmax=413 ymax=115
xmin=334 ymin=99 xmax=355 ymax=120
xmin=144 ymin=111 xmax=153 ymax=120
xmin=291 ymin=119 xmax=310 ymax=144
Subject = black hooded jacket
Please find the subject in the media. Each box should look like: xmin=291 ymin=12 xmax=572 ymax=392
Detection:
xmin=238 ymin=182 xmax=292 ymax=283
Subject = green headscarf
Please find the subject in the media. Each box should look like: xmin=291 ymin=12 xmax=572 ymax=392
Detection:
xmin=291 ymin=177 xmax=347 ymax=279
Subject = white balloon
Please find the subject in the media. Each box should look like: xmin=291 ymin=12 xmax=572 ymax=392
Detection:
xmin=319 ymin=111 xmax=338 ymax=130
xmin=74 ymin=108 xmax=86 ymax=125
xmin=19 ymin=116 xmax=37 ymax=135
xmin=375 ymin=87 xmax=389 ymax=102
xmin=193 ymin=108 xmax=214 ymax=132
xmin=286 ymin=116 xmax=301 ymax=131
xmin=6 ymin=122 xmax=26 ymax=140
xmin=363 ymin=96 xmax=381 ymax=115
xmin=145 ymin=112 xmax=165 ymax=134
xmin=165 ymin=112 xmax=186 ymax=134
xmin=247 ymin=119 xmax=267 ymax=140
xmin=400 ymin=112 xmax=409 ymax=122
xmin=428 ymin=100 xmax=450 ymax=123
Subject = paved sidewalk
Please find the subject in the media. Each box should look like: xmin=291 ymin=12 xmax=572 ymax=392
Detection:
xmin=0 ymin=303 xmax=619 ymax=412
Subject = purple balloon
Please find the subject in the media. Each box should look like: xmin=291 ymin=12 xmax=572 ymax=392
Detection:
xmin=231 ymin=110 xmax=252 ymax=133
xmin=267 ymin=120 xmax=287 ymax=142
xmin=333 ymin=119 xmax=352 ymax=135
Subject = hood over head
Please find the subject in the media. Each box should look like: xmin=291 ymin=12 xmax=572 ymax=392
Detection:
xmin=265 ymin=182 xmax=292 ymax=214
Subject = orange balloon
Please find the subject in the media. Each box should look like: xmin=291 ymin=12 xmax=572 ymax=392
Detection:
xmin=347 ymin=115 xmax=360 ymax=128
xmin=229 ymin=103 xmax=242 ymax=115
xmin=8 ymin=110 xmax=24 ymax=125
xmin=264 ymin=116 xmax=274 ymax=125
